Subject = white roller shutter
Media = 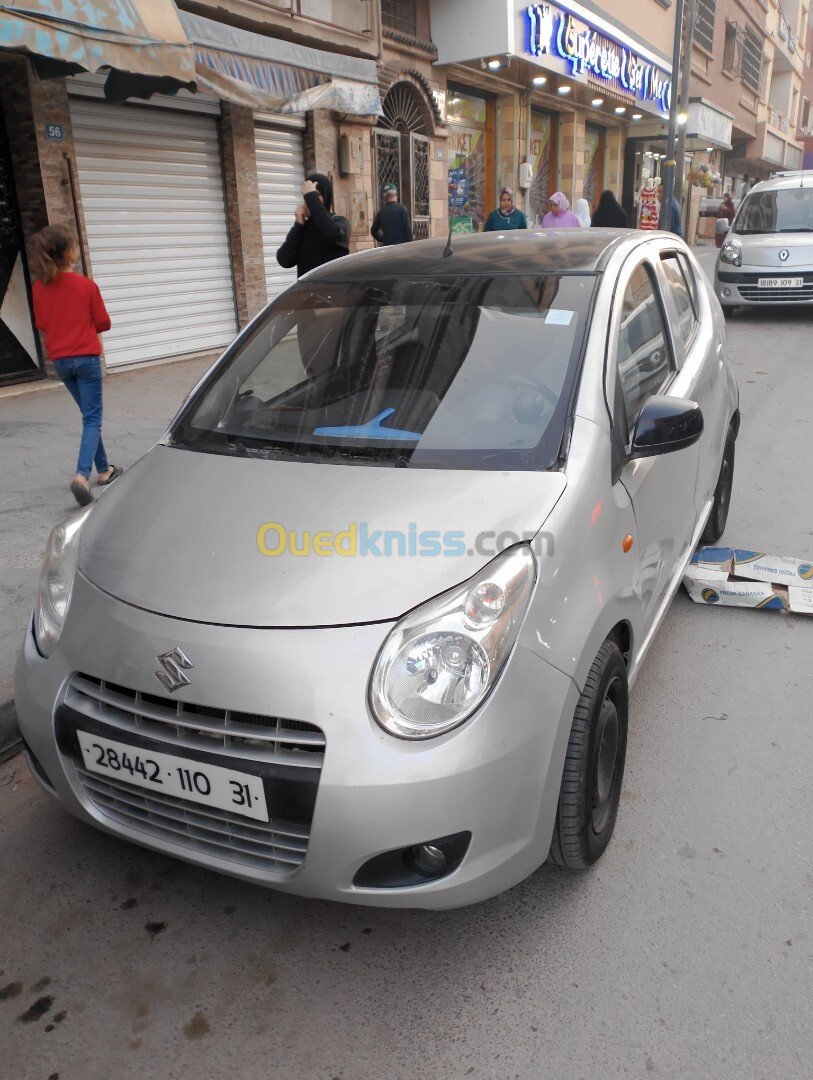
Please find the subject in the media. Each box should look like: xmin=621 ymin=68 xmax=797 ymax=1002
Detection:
xmin=70 ymin=99 xmax=237 ymax=368
xmin=254 ymin=124 xmax=305 ymax=303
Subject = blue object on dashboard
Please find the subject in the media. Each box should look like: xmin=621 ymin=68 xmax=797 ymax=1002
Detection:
xmin=313 ymin=407 xmax=421 ymax=441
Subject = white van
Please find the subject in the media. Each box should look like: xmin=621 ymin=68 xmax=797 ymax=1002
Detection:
xmin=714 ymin=171 xmax=813 ymax=316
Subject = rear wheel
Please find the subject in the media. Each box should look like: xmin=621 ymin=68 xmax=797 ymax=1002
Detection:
xmin=548 ymin=640 xmax=629 ymax=869
xmin=701 ymin=426 xmax=736 ymax=544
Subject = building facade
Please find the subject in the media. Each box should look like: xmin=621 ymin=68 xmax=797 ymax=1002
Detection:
xmin=429 ymin=0 xmax=676 ymax=229
xmin=1 ymin=0 xmax=679 ymax=386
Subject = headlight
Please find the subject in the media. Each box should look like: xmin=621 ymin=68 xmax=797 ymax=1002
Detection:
xmin=369 ymin=545 xmax=536 ymax=739
xmin=33 ymin=505 xmax=91 ymax=657
xmin=719 ymin=239 xmax=742 ymax=266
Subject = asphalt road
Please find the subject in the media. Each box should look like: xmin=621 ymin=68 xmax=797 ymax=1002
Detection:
xmin=2 ymin=253 xmax=812 ymax=1080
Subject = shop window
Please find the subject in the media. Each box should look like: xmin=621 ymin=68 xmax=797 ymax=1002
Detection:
xmin=381 ymin=0 xmax=417 ymax=36
xmin=447 ymin=90 xmax=493 ymax=233
xmin=695 ymin=0 xmax=716 ymax=53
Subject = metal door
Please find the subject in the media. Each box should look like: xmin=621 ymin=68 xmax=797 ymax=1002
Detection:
xmin=374 ymin=128 xmax=401 ymax=206
xmin=0 ymin=105 xmax=41 ymax=384
xmin=410 ymin=132 xmax=430 ymax=240
xmin=70 ymin=98 xmax=237 ymax=368
xmin=255 ymin=123 xmax=305 ymax=304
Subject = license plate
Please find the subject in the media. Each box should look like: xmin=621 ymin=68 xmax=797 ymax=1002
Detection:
xmin=757 ymin=276 xmax=803 ymax=288
xmin=77 ymin=731 xmax=269 ymax=822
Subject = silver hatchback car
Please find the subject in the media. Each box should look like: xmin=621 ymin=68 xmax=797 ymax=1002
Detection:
xmin=17 ymin=231 xmax=739 ymax=909
xmin=715 ymin=171 xmax=813 ymax=315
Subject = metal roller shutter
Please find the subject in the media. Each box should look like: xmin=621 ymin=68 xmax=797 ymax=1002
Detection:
xmin=70 ymin=98 xmax=237 ymax=368
xmin=254 ymin=124 xmax=305 ymax=303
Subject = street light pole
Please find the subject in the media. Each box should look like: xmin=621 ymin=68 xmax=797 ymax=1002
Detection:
xmin=675 ymin=0 xmax=698 ymax=231
xmin=661 ymin=0 xmax=685 ymax=226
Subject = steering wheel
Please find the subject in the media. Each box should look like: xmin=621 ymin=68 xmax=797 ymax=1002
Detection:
xmin=496 ymin=373 xmax=561 ymax=408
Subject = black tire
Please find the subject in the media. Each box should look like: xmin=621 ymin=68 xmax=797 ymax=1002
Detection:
xmin=701 ymin=426 xmax=736 ymax=544
xmin=548 ymin=640 xmax=629 ymax=870
xmin=722 ymin=305 xmax=736 ymax=319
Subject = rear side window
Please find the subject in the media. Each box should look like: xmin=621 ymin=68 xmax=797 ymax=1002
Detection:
xmin=616 ymin=264 xmax=673 ymax=438
xmin=660 ymin=254 xmax=697 ymax=346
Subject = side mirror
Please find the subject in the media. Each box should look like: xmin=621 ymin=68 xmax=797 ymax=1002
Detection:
xmin=630 ymin=395 xmax=704 ymax=458
xmin=715 ymin=218 xmax=730 ymax=236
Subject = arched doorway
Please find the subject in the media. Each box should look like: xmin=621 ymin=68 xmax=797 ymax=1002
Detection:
xmin=374 ymin=82 xmax=430 ymax=239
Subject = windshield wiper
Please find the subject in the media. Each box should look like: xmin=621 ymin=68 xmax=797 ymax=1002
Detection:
xmin=778 ymin=227 xmax=813 ymax=232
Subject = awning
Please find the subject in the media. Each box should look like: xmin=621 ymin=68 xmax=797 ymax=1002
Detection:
xmin=179 ymin=10 xmax=382 ymax=117
xmin=0 ymin=1 xmax=196 ymax=86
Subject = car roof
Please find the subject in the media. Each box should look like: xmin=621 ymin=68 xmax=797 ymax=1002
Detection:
xmin=308 ymin=229 xmax=641 ymax=281
xmin=749 ymin=172 xmax=813 ymax=193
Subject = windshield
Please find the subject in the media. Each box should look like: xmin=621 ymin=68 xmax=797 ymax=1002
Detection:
xmin=170 ymin=274 xmax=597 ymax=471
xmin=733 ymin=188 xmax=813 ymax=234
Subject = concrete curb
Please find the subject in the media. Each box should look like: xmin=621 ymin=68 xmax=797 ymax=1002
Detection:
xmin=0 ymin=700 xmax=22 ymax=764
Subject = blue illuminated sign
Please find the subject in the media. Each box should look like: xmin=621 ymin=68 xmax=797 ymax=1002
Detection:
xmin=525 ymin=3 xmax=671 ymax=111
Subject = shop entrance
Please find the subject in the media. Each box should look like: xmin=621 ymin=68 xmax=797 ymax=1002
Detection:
xmin=0 ymin=102 xmax=41 ymax=385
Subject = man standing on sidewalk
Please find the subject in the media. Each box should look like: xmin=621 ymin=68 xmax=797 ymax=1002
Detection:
xmin=656 ymin=183 xmax=684 ymax=238
xmin=370 ymin=184 xmax=414 ymax=246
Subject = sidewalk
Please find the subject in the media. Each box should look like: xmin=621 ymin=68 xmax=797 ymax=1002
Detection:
xmin=0 ymin=355 xmax=213 ymax=752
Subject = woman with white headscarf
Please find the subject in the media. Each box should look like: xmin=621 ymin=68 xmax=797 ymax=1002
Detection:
xmin=572 ymin=198 xmax=592 ymax=227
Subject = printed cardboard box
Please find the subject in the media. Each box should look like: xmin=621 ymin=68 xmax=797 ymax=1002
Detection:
xmin=683 ymin=547 xmax=813 ymax=615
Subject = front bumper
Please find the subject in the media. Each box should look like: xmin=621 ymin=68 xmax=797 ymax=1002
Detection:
xmin=715 ymin=268 xmax=813 ymax=305
xmin=15 ymin=573 xmax=578 ymax=909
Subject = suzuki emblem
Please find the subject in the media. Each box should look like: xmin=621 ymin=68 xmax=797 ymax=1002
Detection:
xmin=779 ymin=248 xmax=789 ymax=261
xmin=155 ymin=647 xmax=194 ymax=693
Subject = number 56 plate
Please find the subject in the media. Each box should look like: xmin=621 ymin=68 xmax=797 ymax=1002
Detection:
xmin=77 ymin=731 xmax=269 ymax=822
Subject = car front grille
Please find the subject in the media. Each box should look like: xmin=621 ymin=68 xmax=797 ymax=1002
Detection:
xmin=65 ymin=673 xmax=325 ymax=768
xmin=62 ymin=673 xmax=325 ymax=874
xmin=738 ymin=284 xmax=813 ymax=302
xmin=76 ymin=766 xmax=310 ymax=871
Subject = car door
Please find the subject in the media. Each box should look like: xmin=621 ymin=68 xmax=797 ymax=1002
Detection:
xmin=655 ymin=249 xmax=727 ymax=519
xmin=608 ymin=253 xmax=701 ymax=634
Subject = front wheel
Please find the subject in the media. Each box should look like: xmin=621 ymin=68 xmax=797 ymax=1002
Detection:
xmin=722 ymin=305 xmax=737 ymax=319
xmin=548 ymin=640 xmax=629 ymax=869
xmin=701 ymin=426 xmax=736 ymax=544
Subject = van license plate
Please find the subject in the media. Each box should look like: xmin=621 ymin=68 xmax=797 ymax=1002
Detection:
xmin=757 ymin=277 xmax=803 ymax=288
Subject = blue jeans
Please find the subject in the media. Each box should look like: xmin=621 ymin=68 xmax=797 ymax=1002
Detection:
xmin=53 ymin=355 xmax=109 ymax=479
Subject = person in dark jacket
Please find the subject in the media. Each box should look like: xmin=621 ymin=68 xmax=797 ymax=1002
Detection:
xmin=370 ymin=183 xmax=414 ymax=245
xmin=591 ymin=189 xmax=630 ymax=228
xmin=276 ymin=172 xmax=350 ymax=277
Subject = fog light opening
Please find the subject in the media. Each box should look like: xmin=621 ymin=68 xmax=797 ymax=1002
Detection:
xmin=410 ymin=843 xmax=447 ymax=876
xmin=722 ymin=287 xmax=731 ymax=298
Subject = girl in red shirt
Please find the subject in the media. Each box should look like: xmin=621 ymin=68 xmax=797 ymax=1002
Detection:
xmin=31 ymin=224 xmax=122 ymax=506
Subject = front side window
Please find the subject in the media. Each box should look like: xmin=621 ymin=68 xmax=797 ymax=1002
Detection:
xmin=660 ymin=254 xmax=697 ymax=346
xmin=170 ymin=274 xmax=597 ymax=471
xmin=734 ymin=188 xmax=813 ymax=233
xmin=616 ymin=264 xmax=673 ymax=438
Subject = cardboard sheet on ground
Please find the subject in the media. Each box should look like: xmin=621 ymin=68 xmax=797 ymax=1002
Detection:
xmin=683 ymin=547 xmax=813 ymax=615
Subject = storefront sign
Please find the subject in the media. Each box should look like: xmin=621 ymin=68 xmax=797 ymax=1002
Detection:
xmin=525 ymin=3 xmax=671 ymax=111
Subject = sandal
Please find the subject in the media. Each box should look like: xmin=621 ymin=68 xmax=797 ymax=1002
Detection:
xmin=70 ymin=479 xmax=94 ymax=506
xmin=98 ymin=465 xmax=124 ymax=486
